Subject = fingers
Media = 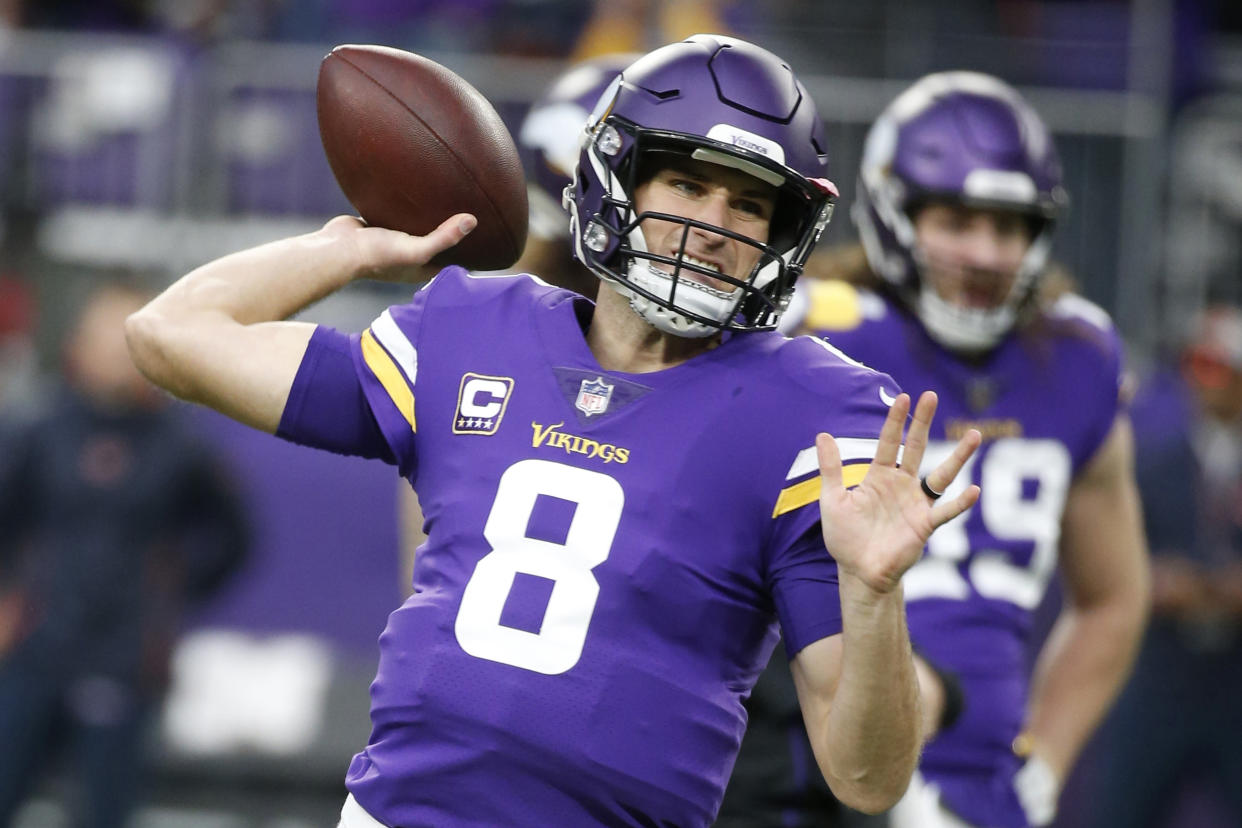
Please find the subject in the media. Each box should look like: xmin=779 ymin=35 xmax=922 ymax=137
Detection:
xmin=872 ymin=392 xmax=911 ymax=467
xmin=420 ymin=213 xmax=477 ymax=257
xmin=931 ymin=482 xmax=981 ymax=528
xmin=901 ymin=391 xmax=938 ymax=476
xmin=920 ymin=427 xmax=982 ymax=527
xmin=922 ymin=427 xmax=982 ymax=496
xmin=815 ymin=433 xmax=844 ymax=498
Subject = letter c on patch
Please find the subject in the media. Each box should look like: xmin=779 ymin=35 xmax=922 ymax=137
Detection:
xmin=461 ymin=378 xmax=508 ymax=418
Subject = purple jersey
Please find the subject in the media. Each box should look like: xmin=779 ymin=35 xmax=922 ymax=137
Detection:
xmin=290 ymin=268 xmax=899 ymax=827
xmin=805 ymin=281 xmax=1124 ymax=828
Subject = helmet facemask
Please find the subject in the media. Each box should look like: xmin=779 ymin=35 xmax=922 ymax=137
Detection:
xmin=572 ymin=121 xmax=833 ymax=337
xmin=565 ymin=35 xmax=836 ymax=338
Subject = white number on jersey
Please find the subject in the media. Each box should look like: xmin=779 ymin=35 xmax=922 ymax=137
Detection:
xmin=903 ymin=438 xmax=1071 ymax=609
xmin=454 ymin=459 xmax=623 ymax=674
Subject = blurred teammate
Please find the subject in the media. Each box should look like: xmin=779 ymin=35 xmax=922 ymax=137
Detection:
xmin=784 ymin=72 xmax=1150 ymax=828
xmin=126 ymin=36 xmax=981 ymax=827
xmin=1087 ymin=305 xmax=1242 ymax=827
xmin=0 ymin=280 xmax=249 ymax=828
xmin=513 ymin=52 xmax=639 ymax=298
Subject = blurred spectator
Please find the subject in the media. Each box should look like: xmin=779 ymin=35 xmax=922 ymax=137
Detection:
xmin=0 ymin=279 xmax=250 ymax=828
xmin=0 ymin=274 xmax=39 ymax=415
xmin=1087 ymin=305 xmax=1242 ymax=827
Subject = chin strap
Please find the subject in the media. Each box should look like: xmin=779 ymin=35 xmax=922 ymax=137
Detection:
xmin=916 ymin=287 xmax=1018 ymax=353
xmin=612 ymin=260 xmax=738 ymax=338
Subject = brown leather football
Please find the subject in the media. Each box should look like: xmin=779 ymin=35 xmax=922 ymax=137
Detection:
xmin=317 ymin=45 xmax=528 ymax=271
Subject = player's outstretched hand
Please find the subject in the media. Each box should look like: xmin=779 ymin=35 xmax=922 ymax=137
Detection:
xmin=817 ymin=391 xmax=980 ymax=594
xmin=320 ymin=213 xmax=477 ymax=283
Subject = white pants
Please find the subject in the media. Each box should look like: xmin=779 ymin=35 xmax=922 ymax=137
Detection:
xmin=338 ymin=794 xmax=388 ymax=828
xmin=888 ymin=771 xmax=978 ymax=828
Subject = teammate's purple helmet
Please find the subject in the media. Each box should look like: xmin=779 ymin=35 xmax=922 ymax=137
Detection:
xmin=567 ymin=34 xmax=837 ymax=337
xmin=853 ymin=71 xmax=1067 ymax=352
xmin=518 ymin=54 xmax=640 ymax=243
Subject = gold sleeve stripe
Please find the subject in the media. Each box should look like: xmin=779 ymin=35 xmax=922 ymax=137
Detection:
xmin=784 ymin=438 xmax=901 ymax=481
xmin=772 ymin=463 xmax=870 ymax=518
xmin=361 ymin=329 xmax=416 ymax=432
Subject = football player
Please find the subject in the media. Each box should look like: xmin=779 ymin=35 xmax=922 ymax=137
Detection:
xmin=125 ymin=37 xmax=981 ymax=828
xmin=787 ymin=72 xmax=1151 ymax=828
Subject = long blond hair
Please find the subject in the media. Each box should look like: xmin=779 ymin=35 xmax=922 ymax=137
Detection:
xmin=801 ymin=242 xmax=1078 ymax=313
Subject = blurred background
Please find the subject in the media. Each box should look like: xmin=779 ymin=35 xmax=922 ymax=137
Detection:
xmin=1 ymin=1 xmax=1240 ymax=827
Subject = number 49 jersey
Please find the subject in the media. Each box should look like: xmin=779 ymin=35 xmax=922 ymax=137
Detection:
xmin=324 ymin=268 xmax=897 ymax=828
xmin=804 ymin=281 xmax=1125 ymax=827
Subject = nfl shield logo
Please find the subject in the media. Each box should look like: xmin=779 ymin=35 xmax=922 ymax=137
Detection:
xmin=575 ymin=376 xmax=614 ymax=417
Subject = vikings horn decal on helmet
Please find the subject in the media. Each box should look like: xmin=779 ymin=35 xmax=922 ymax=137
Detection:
xmin=518 ymin=54 xmax=641 ymax=243
xmin=853 ymin=71 xmax=1068 ymax=352
xmin=566 ymin=34 xmax=837 ymax=337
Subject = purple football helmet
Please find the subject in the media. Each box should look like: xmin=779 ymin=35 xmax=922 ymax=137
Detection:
xmin=518 ymin=54 xmax=640 ymax=243
xmin=853 ymin=71 xmax=1067 ymax=352
xmin=567 ymin=34 xmax=836 ymax=337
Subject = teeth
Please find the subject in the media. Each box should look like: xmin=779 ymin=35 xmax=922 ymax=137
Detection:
xmin=681 ymin=255 xmax=720 ymax=273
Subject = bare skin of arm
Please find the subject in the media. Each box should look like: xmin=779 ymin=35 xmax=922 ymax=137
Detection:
xmin=125 ymin=214 xmax=476 ymax=432
xmin=793 ymin=392 xmax=981 ymax=813
xmin=1023 ymin=415 xmax=1151 ymax=784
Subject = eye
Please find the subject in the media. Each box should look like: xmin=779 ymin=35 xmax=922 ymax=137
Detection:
xmin=992 ymin=213 xmax=1032 ymax=243
xmin=669 ymin=177 xmax=705 ymax=197
xmin=943 ymin=209 xmax=973 ymax=233
xmin=733 ymin=198 xmax=772 ymax=219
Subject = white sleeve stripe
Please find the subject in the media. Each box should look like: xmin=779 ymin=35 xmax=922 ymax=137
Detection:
xmin=370 ymin=310 xmax=418 ymax=386
xmin=784 ymin=438 xmax=905 ymax=480
xmin=808 ymin=335 xmax=870 ymax=369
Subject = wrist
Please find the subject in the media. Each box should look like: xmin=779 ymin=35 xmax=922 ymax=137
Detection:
xmin=838 ymin=565 xmax=906 ymax=602
xmin=304 ymin=226 xmax=375 ymax=284
xmin=1012 ymin=732 xmax=1065 ymax=782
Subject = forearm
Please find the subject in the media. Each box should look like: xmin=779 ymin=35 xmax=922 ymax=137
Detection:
xmin=155 ymin=230 xmax=370 ymax=326
xmin=127 ymin=230 xmax=361 ymax=428
xmin=1024 ymin=597 xmax=1146 ymax=779
xmin=813 ymin=574 xmax=921 ymax=813
xmin=1028 ymin=415 xmax=1150 ymax=780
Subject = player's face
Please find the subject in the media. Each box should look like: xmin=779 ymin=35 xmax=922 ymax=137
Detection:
xmin=65 ymin=287 xmax=158 ymax=408
xmin=913 ymin=203 xmax=1033 ymax=311
xmin=632 ymin=158 xmax=776 ymax=291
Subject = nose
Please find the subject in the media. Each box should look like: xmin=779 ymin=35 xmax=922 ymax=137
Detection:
xmin=958 ymin=224 xmax=1011 ymax=270
xmin=688 ymin=191 xmax=732 ymax=247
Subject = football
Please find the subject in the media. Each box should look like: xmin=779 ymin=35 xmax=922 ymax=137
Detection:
xmin=317 ymin=45 xmax=529 ymax=271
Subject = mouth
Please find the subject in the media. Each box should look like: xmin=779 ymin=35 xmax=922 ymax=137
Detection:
xmin=959 ymin=283 xmax=1004 ymax=309
xmin=660 ymin=254 xmax=734 ymax=292
xmin=922 ymin=255 xmax=1016 ymax=311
